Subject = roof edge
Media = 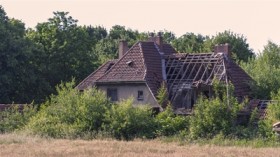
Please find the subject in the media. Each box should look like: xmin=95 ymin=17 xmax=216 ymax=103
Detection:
xmin=75 ymin=60 xmax=116 ymax=90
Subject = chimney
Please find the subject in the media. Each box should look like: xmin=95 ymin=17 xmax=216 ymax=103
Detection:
xmin=119 ymin=40 xmax=128 ymax=59
xmin=148 ymin=32 xmax=163 ymax=51
xmin=156 ymin=32 xmax=163 ymax=51
xmin=214 ymin=43 xmax=231 ymax=57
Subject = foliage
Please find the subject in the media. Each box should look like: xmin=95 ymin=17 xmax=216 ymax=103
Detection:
xmin=189 ymin=82 xmax=240 ymax=139
xmin=172 ymin=33 xmax=207 ymax=53
xmin=258 ymin=90 xmax=280 ymax=138
xmin=103 ymin=98 xmax=157 ymax=140
xmin=0 ymin=104 xmax=36 ymax=133
xmin=25 ymin=80 xmax=110 ymax=138
xmin=205 ymin=30 xmax=254 ymax=62
xmin=27 ymin=12 xmax=102 ymax=88
xmin=156 ymin=82 xmax=169 ymax=108
xmin=0 ymin=6 xmax=50 ymax=103
xmin=155 ymin=105 xmax=189 ymax=136
xmin=241 ymin=41 xmax=280 ymax=99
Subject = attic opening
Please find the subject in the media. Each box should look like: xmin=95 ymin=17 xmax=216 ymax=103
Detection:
xmin=126 ymin=60 xmax=133 ymax=66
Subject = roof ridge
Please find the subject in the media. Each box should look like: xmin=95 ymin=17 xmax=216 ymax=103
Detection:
xmin=142 ymin=41 xmax=162 ymax=81
xmin=139 ymin=42 xmax=147 ymax=81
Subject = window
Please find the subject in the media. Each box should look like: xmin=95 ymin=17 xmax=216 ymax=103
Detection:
xmin=107 ymin=88 xmax=118 ymax=101
xmin=137 ymin=90 xmax=144 ymax=101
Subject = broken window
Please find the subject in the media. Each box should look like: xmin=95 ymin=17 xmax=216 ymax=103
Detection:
xmin=137 ymin=90 xmax=144 ymax=101
xmin=107 ymin=88 xmax=118 ymax=101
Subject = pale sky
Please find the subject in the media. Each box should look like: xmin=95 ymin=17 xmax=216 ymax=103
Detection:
xmin=1 ymin=0 xmax=280 ymax=53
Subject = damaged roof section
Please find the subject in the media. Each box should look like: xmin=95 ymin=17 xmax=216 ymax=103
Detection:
xmin=165 ymin=53 xmax=227 ymax=102
xmin=165 ymin=44 xmax=253 ymax=102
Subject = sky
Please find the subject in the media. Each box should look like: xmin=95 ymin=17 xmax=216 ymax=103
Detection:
xmin=1 ymin=0 xmax=280 ymax=53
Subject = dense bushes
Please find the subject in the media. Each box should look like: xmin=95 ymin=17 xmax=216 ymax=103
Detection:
xmin=103 ymin=99 xmax=157 ymax=140
xmin=25 ymin=81 xmax=111 ymax=138
xmin=155 ymin=105 xmax=189 ymax=136
xmin=1 ymin=80 xmax=279 ymax=142
xmin=258 ymin=90 xmax=280 ymax=138
xmin=0 ymin=105 xmax=36 ymax=133
xmin=190 ymin=97 xmax=239 ymax=139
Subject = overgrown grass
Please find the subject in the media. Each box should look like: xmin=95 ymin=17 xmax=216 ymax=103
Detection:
xmin=1 ymin=133 xmax=280 ymax=157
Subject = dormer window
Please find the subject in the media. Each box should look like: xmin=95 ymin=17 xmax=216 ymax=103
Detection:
xmin=126 ymin=60 xmax=133 ymax=66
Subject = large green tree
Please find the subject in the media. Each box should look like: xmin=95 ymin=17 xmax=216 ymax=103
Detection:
xmin=0 ymin=6 xmax=49 ymax=103
xmin=27 ymin=12 xmax=103 ymax=89
xmin=241 ymin=41 xmax=280 ymax=99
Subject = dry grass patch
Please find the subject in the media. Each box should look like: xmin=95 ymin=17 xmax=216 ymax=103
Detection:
xmin=1 ymin=133 xmax=280 ymax=157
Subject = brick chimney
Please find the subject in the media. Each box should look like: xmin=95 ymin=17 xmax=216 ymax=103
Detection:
xmin=148 ymin=32 xmax=163 ymax=51
xmin=214 ymin=43 xmax=231 ymax=57
xmin=119 ymin=40 xmax=128 ymax=59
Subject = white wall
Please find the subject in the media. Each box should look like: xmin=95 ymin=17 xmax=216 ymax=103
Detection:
xmin=97 ymin=83 xmax=159 ymax=107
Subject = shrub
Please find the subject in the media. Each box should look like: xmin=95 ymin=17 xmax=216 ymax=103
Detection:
xmin=156 ymin=82 xmax=169 ymax=108
xmin=103 ymin=98 xmax=157 ymax=140
xmin=0 ymin=104 xmax=36 ymax=133
xmin=155 ymin=104 xmax=189 ymax=136
xmin=25 ymin=80 xmax=110 ymax=138
xmin=258 ymin=91 xmax=280 ymax=138
xmin=189 ymin=82 xmax=240 ymax=139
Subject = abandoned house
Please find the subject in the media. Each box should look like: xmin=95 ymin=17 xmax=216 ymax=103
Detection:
xmin=77 ymin=33 xmax=253 ymax=112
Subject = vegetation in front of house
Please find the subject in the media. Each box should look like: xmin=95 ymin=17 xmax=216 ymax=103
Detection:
xmin=1 ymin=79 xmax=280 ymax=147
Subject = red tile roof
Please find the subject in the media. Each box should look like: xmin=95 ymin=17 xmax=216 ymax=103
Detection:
xmin=96 ymin=42 xmax=168 ymax=96
xmin=142 ymin=42 xmax=164 ymax=95
xmin=162 ymin=43 xmax=177 ymax=55
xmin=225 ymin=59 xmax=253 ymax=97
xmin=76 ymin=59 xmax=117 ymax=90
xmin=96 ymin=42 xmax=146 ymax=82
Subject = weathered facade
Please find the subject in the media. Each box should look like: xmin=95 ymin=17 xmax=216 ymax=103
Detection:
xmin=77 ymin=33 xmax=253 ymax=111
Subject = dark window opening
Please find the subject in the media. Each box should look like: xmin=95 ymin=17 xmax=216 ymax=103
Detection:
xmin=137 ymin=90 xmax=144 ymax=101
xmin=203 ymin=91 xmax=210 ymax=98
xmin=107 ymin=88 xmax=118 ymax=101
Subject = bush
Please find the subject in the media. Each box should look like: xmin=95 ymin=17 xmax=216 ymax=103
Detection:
xmin=25 ymin=80 xmax=111 ymax=138
xmin=155 ymin=105 xmax=189 ymax=136
xmin=0 ymin=104 xmax=36 ymax=133
xmin=189 ymin=82 xmax=240 ymax=139
xmin=258 ymin=90 xmax=280 ymax=138
xmin=103 ymin=98 xmax=157 ymax=140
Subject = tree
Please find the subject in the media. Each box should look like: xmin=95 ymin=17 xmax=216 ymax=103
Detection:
xmin=27 ymin=11 xmax=101 ymax=90
xmin=205 ymin=30 xmax=254 ymax=62
xmin=171 ymin=33 xmax=207 ymax=53
xmin=241 ymin=41 xmax=280 ymax=99
xmin=0 ymin=6 xmax=49 ymax=103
